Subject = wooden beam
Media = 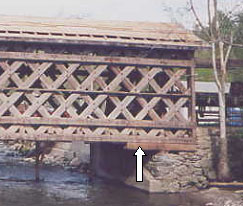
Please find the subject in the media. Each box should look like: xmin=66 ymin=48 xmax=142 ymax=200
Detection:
xmin=0 ymin=117 xmax=195 ymax=129
xmin=189 ymin=62 xmax=196 ymax=138
xmin=0 ymin=51 xmax=193 ymax=68
xmin=0 ymin=132 xmax=195 ymax=144
xmin=0 ymin=36 xmax=203 ymax=51
xmin=125 ymin=143 xmax=196 ymax=151
xmin=0 ymin=87 xmax=192 ymax=98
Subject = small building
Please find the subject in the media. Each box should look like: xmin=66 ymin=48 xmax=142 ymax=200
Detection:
xmin=192 ymin=81 xmax=243 ymax=126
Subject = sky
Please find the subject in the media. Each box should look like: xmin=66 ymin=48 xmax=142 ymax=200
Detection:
xmin=0 ymin=0 xmax=241 ymax=28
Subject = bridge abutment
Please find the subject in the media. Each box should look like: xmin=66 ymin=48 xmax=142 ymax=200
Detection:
xmin=90 ymin=128 xmax=216 ymax=193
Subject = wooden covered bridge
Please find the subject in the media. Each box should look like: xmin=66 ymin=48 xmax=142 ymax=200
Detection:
xmin=0 ymin=15 xmax=207 ymax=151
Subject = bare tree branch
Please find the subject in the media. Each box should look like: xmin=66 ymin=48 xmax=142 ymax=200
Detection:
xmin=189 ymin=0 xmax=205 ymax=30
xmin=212 ymin=42 xmax=222 ymax=90
xmin=190 ymin=0 xmax=210 ymax=39
xmin=219 ymin=41 xmax=228 ymax=83
xmin=213 ymin=0 xmax=220 ymax=39
xmin=229 ymin=42 xmax=243 ymax=48
xmin=208 ymin=0 xmax=213 ymax=38
xmin=224 ymin=34 xmax=233 ymax=65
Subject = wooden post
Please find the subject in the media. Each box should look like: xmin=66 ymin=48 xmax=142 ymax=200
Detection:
xmin=35 ymin=141 xmax=40 ymax=182
xmin=187 ymin=60 xmax=196 ymax=138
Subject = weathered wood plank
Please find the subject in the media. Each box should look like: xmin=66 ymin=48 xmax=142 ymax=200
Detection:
xmin=0 ymin=36 xmax=203 ymax=50
xmin=110 ymin=66 xmax=160 ymax=121
xmin=0 ymin=51 xmax=193 ymax=68
xmin=188 ymin=62 xmax=196 ymax=138
xmin=0 ymin=132 xmax=195 ymax=143
xmin=162 ymin=97 xmax=189 ymax=121
xmin=0 ymin=61 xmax=25 ymax=87
xmin=125 ymin=143 xmax=196 ymax=151
xmin=164 ymin=69 xmax=187 ymax=93
xmin=0 ymin=117 xmax=195 ymax=129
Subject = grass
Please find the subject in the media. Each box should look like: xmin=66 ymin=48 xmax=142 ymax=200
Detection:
xmin=195 ymin=68 xmax=243 ymax=83
xmin=195 ymin=68 xmax=215 ymax=82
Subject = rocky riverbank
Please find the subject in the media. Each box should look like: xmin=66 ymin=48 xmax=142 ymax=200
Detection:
xmin=194 ymin=188 xmax=243 ymax=206
xmin=4 ymin=141 xmax=91 ymax=174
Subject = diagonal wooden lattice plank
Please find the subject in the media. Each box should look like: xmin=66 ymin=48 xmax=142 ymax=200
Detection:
xmin=23 ymin=63 xmax=79 ymax=117
xmin=89 ymin=66 xmax=136 ymax=120
xmin=0 ymin=93 xmax=22 ymax=117
xmin=80 ymin=65 xmax=136 ymax=119
xmin=0 ymin=62 xmax=53 ymax=116
xmin=52 ymin=65 xmax=108 ymax=119
xmin=142 ymin=69 xmax=190 ymax=122
xmin=30 ymin=64 xmax=83 ymax=135
xmin=162 ymin=97 xmax=189 ymax=121
xmin=111 ymin=66 xmax=160 ymax=120
xmin=0 ymin=61 xmax=25 ymax=87
xmin=0 ymin=62 xmax=55 ymax=134
xmin=107 ymin=67 xmax=162 ymax=135
xmin=8 ymin=62 xmax=52 ymax=117
xmin=164 ymin=69 xmax=187 ymax=93
xmin=109 ymin=66 xmax=161 ymax=120
xmin=50 ymin=65 xmax=110 ymax=134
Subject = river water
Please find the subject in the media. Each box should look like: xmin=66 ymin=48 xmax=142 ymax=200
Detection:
xmin=0 ymin=143 xmax=206 ymax=206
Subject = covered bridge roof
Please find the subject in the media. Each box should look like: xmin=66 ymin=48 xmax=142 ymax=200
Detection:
xmin=0 ymin=15 xmax=208 ymax=49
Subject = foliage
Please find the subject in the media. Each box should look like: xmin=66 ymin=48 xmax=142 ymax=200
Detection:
xmin=194 ymin=10 xmax=243 ymax=82
xmin=234 ymin=13 xmax=243 ymax=45
xmin=232 ymin=13 xmax=243 ymax=59
xmin=194 ymin=68 xmax=243 ymax=82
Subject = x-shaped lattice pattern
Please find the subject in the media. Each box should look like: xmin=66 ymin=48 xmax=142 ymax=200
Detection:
xmin=0 ymin=60 xmax=194 ymax=143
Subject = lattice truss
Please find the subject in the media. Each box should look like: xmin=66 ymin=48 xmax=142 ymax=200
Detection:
xmin=0 ymin=59 xmax=195 ymax=143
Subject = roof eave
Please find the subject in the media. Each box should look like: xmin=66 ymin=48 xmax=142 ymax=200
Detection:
xmin=0 ymin=36 xmax=210 ymax=51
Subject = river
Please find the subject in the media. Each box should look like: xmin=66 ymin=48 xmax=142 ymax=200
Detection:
xmin=0 ymin=143 xmax=206 ymax=206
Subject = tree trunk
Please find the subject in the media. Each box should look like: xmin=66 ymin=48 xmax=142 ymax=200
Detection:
xmin=217 ymin=89 xmax=231 ymax=181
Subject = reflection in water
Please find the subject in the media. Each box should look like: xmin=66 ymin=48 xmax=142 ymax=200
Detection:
xmin=0 ymin=144 xmax=205 ymax=206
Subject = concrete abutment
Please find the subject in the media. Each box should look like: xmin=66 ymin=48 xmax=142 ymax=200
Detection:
xmin=90 ymin=128 xmax=216 ymax=193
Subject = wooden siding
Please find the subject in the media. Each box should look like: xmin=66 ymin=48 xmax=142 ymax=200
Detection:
xmin=0 ymin=51 xmax=196 ymax=149
xmin=0 ymin=16 xmax=199 ymax=151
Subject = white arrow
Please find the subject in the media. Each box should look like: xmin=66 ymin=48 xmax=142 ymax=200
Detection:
xmin=134 ymin=146 xmax=146 ymax=182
